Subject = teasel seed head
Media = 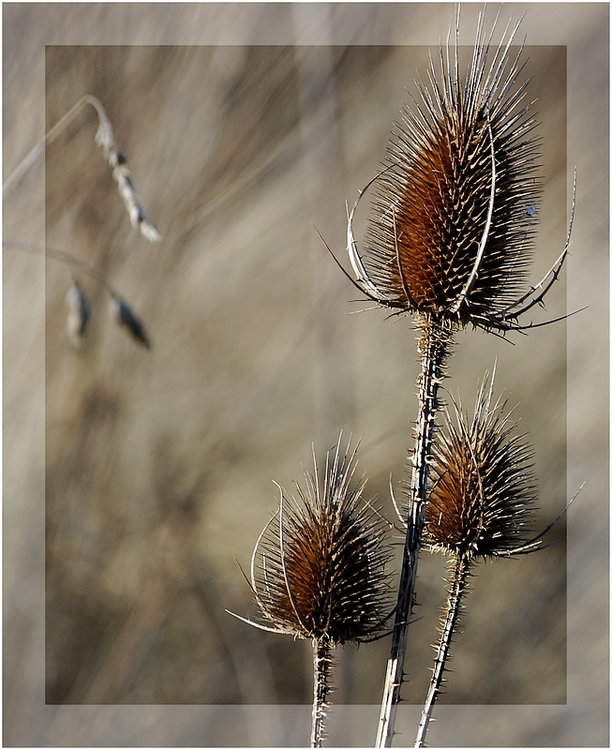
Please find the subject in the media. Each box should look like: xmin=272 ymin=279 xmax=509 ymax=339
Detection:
xmin=424 ymin=368 xmax=538 ymax=559
xmin=237 ymin=435 xmax=392 ymax=644
xmin=346 ymin=11 xmax=558 ymax=335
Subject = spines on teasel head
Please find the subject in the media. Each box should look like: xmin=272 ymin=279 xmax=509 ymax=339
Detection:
xmin=424 ymin=369 xmax=538 ymax=559
xmin=347 ymin=11 xmax=555 ymax=334
xmin=238 ymin=435 xmax=392 ymax=644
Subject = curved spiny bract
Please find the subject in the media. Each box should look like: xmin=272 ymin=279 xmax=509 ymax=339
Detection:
xmin=415 ymin=369 xmax=546 ymax=748
xmin=251 ymin=437 xmax=392 ymax=645
xmin=356 ymin=14 xmax=542 ymax=333
xmin=424 ymin=371 xmax=538 ymax=559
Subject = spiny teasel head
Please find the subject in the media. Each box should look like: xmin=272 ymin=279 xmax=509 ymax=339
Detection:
xmin=237 ymin=436 xmax=392 ymax=644
xmin=345 ymin=10 xmax=564 ymax=335
xmin=424 ymin=368 xmax=538 ymax=559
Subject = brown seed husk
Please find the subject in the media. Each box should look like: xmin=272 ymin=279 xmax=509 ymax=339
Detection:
xmin=362 ymin=24 xmax=541 ymax=329
xmin=424 ymin=377 xmax=537 ymax=559
xmin=252 ymin=440 xmax=391 ymax=644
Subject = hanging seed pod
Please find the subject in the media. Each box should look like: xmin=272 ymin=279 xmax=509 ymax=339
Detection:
xmin=112 ymin=153 xmax=162 ymax=243
xmin=65 ymin=281 xmax=91 ymax=347
xmin=92 ymin=99 xmax=162 ymax=243
xmin=109 ymin=293 xmax=151 ymax=349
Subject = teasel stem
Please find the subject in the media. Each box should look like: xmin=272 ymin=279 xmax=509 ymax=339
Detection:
xmin=311 ymin=634 xmax=334 ymax=748
xmin=376 ymin=313 xmax=453 ymax=748
xmin=229 ymin=434 xmax=392 ymax=746
xmin=414 ymin=553 xmax=470 ymax=748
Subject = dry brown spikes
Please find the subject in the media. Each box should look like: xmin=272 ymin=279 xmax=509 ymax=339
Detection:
xmin=341 ymin=5 xmax=578 ymax=338
xmin=369 ymin=8 xmax=574 ymax=745
xmin=229 ymin=434 xmax=392 ymax=747
xmin=414 ymin=366 xmax=573 ymax=747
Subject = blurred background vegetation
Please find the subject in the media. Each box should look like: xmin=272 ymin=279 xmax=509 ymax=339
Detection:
xmin=4 ymin=3 xmax=608 ymax=747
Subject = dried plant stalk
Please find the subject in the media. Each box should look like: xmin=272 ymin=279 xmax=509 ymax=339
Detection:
xmin=414 ymin=370 xmax=543 ymax=747
xmin=376 ymin=313 xmax=452 ymax=747
xmin=311 ymin=635 xmax=333 ymax=748
xmin=414 ymin=554 xmax=470 ymax=748
xmin=4 ymin=94 xmax=161 ymax=242
xmin=340 ymin=9 xmax=573 ymax=747
xmin=230 ymin=435 xmax=391 ymax=747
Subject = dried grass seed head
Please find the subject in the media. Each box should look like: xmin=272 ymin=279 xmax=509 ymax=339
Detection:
xmin=248 ymin=437 xmax=392 ymax=644
xmin=65 ymin=281 xmax=92 ymax=347
xmin=349 ymin=12 xmax=545 ymax=333
xmin=93 ymin=99 xmax=162 ymax=243
xmin=424 ymin=370 xmax=538 ymax=559
xmin=109 ymin=294 xmax=151 ymax=349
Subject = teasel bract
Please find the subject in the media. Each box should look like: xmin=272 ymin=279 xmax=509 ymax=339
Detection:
xmin=414 ymin=369 xmax=556 ymax=747
xmin=340 ymin=9 xmax=573 ymax=747
xmin=347 ymin=11 xmax=572 ymax=335
xmin=230 ymin=435 xmax=391 ymax=747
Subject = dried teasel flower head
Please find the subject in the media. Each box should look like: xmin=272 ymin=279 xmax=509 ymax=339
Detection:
xmin=424 ymin=367 xmax=539 ymax=559
xmin=234 ymin=436 xmax=392 ymax=644
xmin=346 ymin=10 xmax=572 ymax=334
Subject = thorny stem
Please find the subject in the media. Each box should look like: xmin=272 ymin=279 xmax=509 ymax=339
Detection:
xmin=311 ymin=634 xmax=334 ymax=748
xmin=414 ymin=553 xmax=470 ymax=748
xmin=376 ymin=313 xmax=453 ymax=748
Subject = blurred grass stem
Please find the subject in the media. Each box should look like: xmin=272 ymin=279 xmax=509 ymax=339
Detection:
xmin=4 ymin=95 xmax=108 ymax=195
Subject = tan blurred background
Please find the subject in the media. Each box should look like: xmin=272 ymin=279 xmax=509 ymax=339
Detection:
xmin=3 ymin=2 xmax=608 ymax=747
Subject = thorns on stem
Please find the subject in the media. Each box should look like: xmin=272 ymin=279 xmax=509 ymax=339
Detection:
xmin=376 ymin=313 xmax=453 ymax=748
xmin=230 ymin=434 xmax=392 ymax=747
xmin=415 ymin=367 xmax=565 ymax=748
xmin=414 ymin=554 xmax=470 ymax=748
xmin=311 ymin=635 xmax=334 ymax=748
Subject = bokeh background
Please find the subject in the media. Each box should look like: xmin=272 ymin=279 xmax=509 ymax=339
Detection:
xmin=4 ymin=2 xmax=608 ymax=747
